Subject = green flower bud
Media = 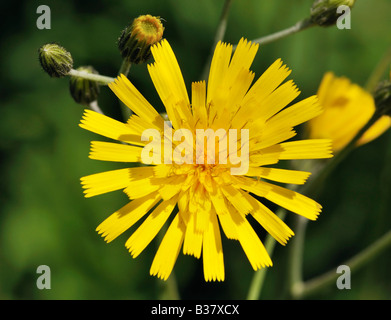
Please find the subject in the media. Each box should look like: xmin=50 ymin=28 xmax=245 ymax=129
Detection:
xmin=69 ymin=66 xmax=100 ymax=105
xmin=310 ymin=0 xmax=356 ymax=27
xmin=373 ymin=80 xmax=391 ymax=116
xmin=118 ymin=15 xmax=164 ymax=64
xmin=38 ymin=43 xmax=73 ymax=77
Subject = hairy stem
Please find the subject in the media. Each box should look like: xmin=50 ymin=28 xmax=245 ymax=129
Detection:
xmin=293 ymin=230 xmax=391 ymax=299
xmin=118 ymin=59 xmax=132 ymax=76
xmin=288 ymin=216 xmax=308 ymax=297
xmin=68 ymin=69 xmax=115 ymax=85
xmin=233 ymin=18 xmax=315 ymax=50
xmin=88 ymin=100 xmax=104 ymax=114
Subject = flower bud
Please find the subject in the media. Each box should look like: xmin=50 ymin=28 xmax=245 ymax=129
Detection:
xmin=118 ymin=15 xmax=164 ymax=64
xmin=373 ymin=80 xmax=391 ymax=116
xmin=69 ymin=66 xmax=100 ymax=105
xmin=38 ymin=43 xmax=73 ymax=77
xmin=310 ymin=0 xmax=356 ymax=27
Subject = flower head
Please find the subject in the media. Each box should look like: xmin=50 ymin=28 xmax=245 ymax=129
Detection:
xmin=80 ymin=38 xmax=333 ymax=281
xmin=308 ymin=72 xmax=391 ymax=152
xmin=373 ymin=79 xmax=391 ymax=117
xmin=38 ymin=43 xmax=73 ymax=78
xmin=118 ymin=15 xmax=164 ymax=64
xmin=69 ymin=66 xmax=100 ymax=105
xmin=310 ymin=0 xmax=356 ymax=26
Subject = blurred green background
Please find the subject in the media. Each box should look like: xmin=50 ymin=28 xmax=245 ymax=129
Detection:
xmin=1 ymin=0 xmax=390 ymax=300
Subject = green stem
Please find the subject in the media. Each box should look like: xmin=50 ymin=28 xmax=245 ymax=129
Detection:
xmin=88 ymin=100 xmax=104 ymax=114
xmin=293 ymin=230 xmax=391 ymax=299
xmin=159 ymin=273 xmax=180 ymax=300
xmin=233 ymin=18 xmax=315 ymax=50
xmin=288 ymin=216 xmax=308 ymax=297
xmin=118 ymin=59 xmax=132 ymax=76
xmin=117 ymin=60 xmax=133 ymax=121
xmin=68 ymin=69 xmax=115 ymax=85
xmin=365 ymin=45 xmax=391 ymax=93
xmin=200 ymin=0 xmax=234 ymax=80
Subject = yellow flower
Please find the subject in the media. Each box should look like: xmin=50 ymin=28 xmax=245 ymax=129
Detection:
xmin=308 ymin=72 xmax=391 ymax=152
xmin=79 ymin=38 xmax=333 ymax=281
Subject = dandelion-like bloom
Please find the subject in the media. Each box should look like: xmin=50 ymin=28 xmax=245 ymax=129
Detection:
xmin=308 ymin=72 xmax=391 ymax=152
xmin=80 ymin=38 xmax=333 ymax=281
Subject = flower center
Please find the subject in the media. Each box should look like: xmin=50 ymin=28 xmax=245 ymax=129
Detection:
xmin=132 ymin=15 xmax=164 ymax=44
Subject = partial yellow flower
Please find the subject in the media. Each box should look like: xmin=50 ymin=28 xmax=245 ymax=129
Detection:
xmin=308 ymin=72 xmax=391 ymax=152
xmin=79 ymin=38 xmax=333 ymax=281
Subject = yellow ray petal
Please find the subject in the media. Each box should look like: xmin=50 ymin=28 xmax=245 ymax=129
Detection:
xmin=125 ymin=195 xmax=178 ymax=258
xmin=148 ymin=39 xmax=191 ymax=129
xmin=266 ymin=96 xmax=323 ymax=131
xmin=241 ymin=80 xmax=300 ymax=127
xmin=177 ymin=189 xmax=191 ymax=226
xmin=80 ymin=109 xmax=144 ymax=145
xmin=224 ymin=68 xmax=255 ymax=115
xmin=151 ymin=40 xmax=189 ymax=104
xmin=194 ymin=188 xmax=212 ymax=233
xmin=81 ymin=166 xmax=155 ymax=198
xmin=96 ymin=191 xmax=161 ymax=243
xmin=215 ymin=71 xmax=255 ymax=129
xmin=248 ymin=151 xmax=281 ymax=167
xmin=192 ymin=81 xmax=208 ymax=126
xmin=236 ymin=177 xmax=322 ymax=220
xmin=81 ymin=168 xmax=132 ymax=198
xmin=228 ymin=206 xmax=272 ymax=270
xmin=242 ymin=58 xmax=291 ymax=108
xmin=209 ymin=39 xmax=258 ymax=124
xmin=183 ymin=212 xmax=203 ymax=258
xmin=242 ymin=192 xmax=294 ymax=245
xmin=125 ymin=166 xmax=156 ymax=179
xmin=207 ymin=41 xmax=233 ymax=105
xmin=89 ymin=141 xmax=142 ymax=162
xmin=250 ymin=128 xmax=297 ymax=151
xmin=148 ymin=66 xmax=193 ymax=130
xmin=123 ymin=177 xmax=163 ymax=199
xmin=127 ymin=114 xmax=163 ymax=135
xmin=220 ymin=184 xmax=253 ymax=216
xmin=203 ymin=210 xmax=225 ymax=282
xmin=209 ymin=184 xmax=227 ymax=216
xmin=158 ymin=174 xmax=187 ymax=200
xmin=150 ymin=213 xmax=186 ymax=281
xmin=260 ymin=80 xmax=301 ymax=121
xmin=224 ymin=38 xmax=258 ymax=93
xmin=109 ymin=75 xmax=164 ymax=126
xmin=245 ymin=167 xmax=311 ymax=185
xmin=153 ymin=164 xmax=194 ymax=179
xmin=253 ymin=139 xmax=333 ymax=161
xmin=177 ymin=188 xmax=189 ymax=212
xmin=216 ymin=203 xmax=238 ymax=240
